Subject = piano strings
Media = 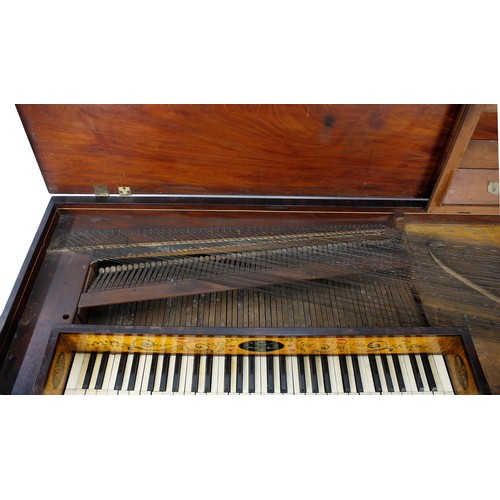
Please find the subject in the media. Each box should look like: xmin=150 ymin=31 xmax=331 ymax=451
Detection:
xmin=48 ymin=221 xmax=497 ymax=333
xmin=74 ymin=225 xmax=424 ymax=329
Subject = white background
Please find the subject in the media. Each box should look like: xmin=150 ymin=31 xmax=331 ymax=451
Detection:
xmin=1 ymin=2 xmax=498 ymax=499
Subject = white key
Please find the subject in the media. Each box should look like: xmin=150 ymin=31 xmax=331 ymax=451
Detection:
xmin=375 ymin=355 xmax=389 ymax=394
xmin=242 ymin=356 xmax=249 ymax=394
xmin=94 ymin=353 xmax=115 ymax=395
xmin=432 ymin=354 xmax=454 ymax=395
xmin=322 ymin=356 xmax=332 ymax=394
xmin=327 ymin=356 xmax=343 ymax=394
xmin=415 ymin=354 xmax=433 ymax=394
xmin=106 ymin=354 xmax=122 ymax=395
xmin=290 ymin=356 xmax=300 ymax=395
xmin=315 ymin=356 xmax=326 ymax=395
xmin=264 ymin=355 xmax=273 ymax=394
xmin=216 ymin=355 xmax=226 ymax=394
xmin=182 ymin=355 xmax=195 ymax=395
xmin=118 ymin=354 xmax=134 ymax=395
xmin=152 ymin=354 xmax=165 ymax=395
xmin=128 ymin=354 xmax=147 ymax=395
xmin=230 ymin=356 xmax=238 ymax=395
xmin=99 ymin=353 xmax=119 ymax=396
xmin=358 ymin=355 xmax=377 ymax=395
xmin=209 ymin=355 xmax=219 ymax=394
xmin=190 ymin=355 xmax=207 ymax=395
xmin=64 ymin=353 xmax=85 ymax=395
xmin=209 ymin=356 xmax=219 ymax=395
xmin=85 ymin=353 xmax=103 ymax=395
xmin=398 ymin=354 xmax=417 ymax=394
xmin=139 ymin=354 xmax=153 ymax=395
xmin=346 ymin=356 xmax=359 ymax=395
xmin=165 ymin=354 xmax=177 ymax=394
xmin=318 ymin=356 xmax=332 ymax=394
xmin=74 ymin=353 xmax=91 ymax=395
xmin=273 ymin=356 xmax=281 ymax=395
xmin=176 ymin=355 xmax=189 ymax=394
xmin=260 ymin=356 xmax=269 ymax=394
xmin=400 ymin=355 xmax=420 ymax=395
xmin=303 ymin=356 xmax=314 ymax=394
xmin=196 ymin=355 xmax=206 ymax=394
xmin=386 ymin=356 xmax=402 ymax=395
xmin=426 ymin=354 xmax=444 ymax=394
xmin=255 ymin=356 xmax=264 ymax=394
xmin=285 ymin=356 xmax=294 ymax=395
xmin=198 ymin=355 xmax=207 ymax=394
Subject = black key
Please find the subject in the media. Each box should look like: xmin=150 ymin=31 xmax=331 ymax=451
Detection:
xmin=191 ymin=355 xmax=201 ymax=393
xmin=236 ymin=356 xmax=244 ymax=393
xmin=392 ymin=355 xmax=406 ymax=392
xmin=309 ymin=356 xmax=319 ymax=394
xmin=297 ymin=356 xmax=307 ymax=393
xmin=127 ymin=353 xmax=141 ymax=391
xmin=114 ymin=353 xmax=128 ymax=391
xmin=95 ymin=352 xmax=109 ymax=390
xmin=224 ymin=355 xmax=231 ymax=393
xmin=172 ymin=354 xmax=183 ymax=392
xmin=320 ymin=355 xmax=332 ymax=393
xmin=409 ymin=354 xmax=424 ymax=392
xmin=159 ymin=354 xmax=170 ymax=392
xmin=339 ymin=356 xmax=351 ymax=393
xmin=380 ymin=356 xmax=394 ymax=392
xmin=248 ymin=356 xmax=255 ymax=394
xmin=82 ymin=352 xmax=97 ymax=390
xmin=351 ymin=355 xmax=364 ymax=393
xmin=204 ymin=355 xmax=213 ymax=393
xmin=421 ymin=354 xmax=437 ymax=392
xmin=147 ymin=353 xmax=159 ymax=392
xmin=279 ymin=356 xmax=287 ymax=394
xmin=266 ymin=356 xmax=274 ymax=393
xmin=368 ymin=355 xmax=382 ymax=393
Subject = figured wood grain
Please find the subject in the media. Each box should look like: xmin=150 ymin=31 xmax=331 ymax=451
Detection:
xmin=16 ymin=104 xmax=459 ymax=200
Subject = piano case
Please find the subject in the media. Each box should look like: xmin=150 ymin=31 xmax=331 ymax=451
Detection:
xmin=0 ymin=104 xmax=498 ymax=395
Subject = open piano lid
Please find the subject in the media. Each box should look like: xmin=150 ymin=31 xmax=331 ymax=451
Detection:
xmin=16 ymin=104 xmax=462 ymax=204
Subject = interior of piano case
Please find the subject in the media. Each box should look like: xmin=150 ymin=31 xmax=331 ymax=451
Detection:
xmin=19 ymin=205 xmax=495 ymax=395
xmin=53 ymin=209 xmax=499 ymax=333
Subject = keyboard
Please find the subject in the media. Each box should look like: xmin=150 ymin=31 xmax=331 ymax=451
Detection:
xmin=64 ymin=351 xmax=455 ymax=395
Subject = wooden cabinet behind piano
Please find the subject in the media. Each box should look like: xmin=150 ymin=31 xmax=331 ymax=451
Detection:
xmin=0 ymin=104 xmax=498 ymax=394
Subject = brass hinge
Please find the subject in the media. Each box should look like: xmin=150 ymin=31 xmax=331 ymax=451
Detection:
xmin=93 ymin=185 xmax=132 ymax=197
xmin=93 ymin=185 xmax=109 ymax=197
xmin=118 ymin=186 xmax=132 ymax=196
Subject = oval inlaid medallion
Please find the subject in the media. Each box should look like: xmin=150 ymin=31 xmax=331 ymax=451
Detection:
xmin=238 ymin=340 xmax=285 ymax=352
